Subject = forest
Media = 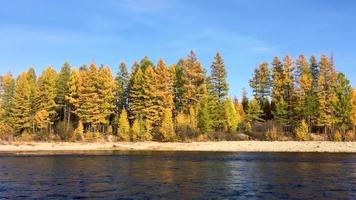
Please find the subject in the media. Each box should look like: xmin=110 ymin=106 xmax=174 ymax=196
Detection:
xmin=0 ymin=51 xmax=355 ymax=142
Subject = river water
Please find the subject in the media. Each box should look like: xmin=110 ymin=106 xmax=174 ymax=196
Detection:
xmin=0 ymin=151 xmax=355 ymax=199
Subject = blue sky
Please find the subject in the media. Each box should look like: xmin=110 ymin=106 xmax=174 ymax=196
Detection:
xmin=0 ymin=0 xmax=355 ymax=97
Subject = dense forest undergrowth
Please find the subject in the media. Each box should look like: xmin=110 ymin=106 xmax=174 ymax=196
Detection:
xmin=0 ymin=51 xmax=355 ymax=142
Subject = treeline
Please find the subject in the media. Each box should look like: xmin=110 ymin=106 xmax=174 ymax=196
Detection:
xmin=0 ymin=51 xmax=241 ymax=142
xmin=0 ymin=51 xmax=355 ymax=142
xmin=248 ymin=54 xmax=356 ymax=141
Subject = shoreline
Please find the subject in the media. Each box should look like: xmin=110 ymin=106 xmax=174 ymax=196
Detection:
xmin=0 ymin=141 xmax=355 ymax=154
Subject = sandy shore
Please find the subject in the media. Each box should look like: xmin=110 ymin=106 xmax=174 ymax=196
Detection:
xmin=0 ymin=141 xmax=355 ymax=153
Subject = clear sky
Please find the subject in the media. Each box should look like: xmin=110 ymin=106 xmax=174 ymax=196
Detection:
xmin=0 ymin=0 xmax=355 ymax=97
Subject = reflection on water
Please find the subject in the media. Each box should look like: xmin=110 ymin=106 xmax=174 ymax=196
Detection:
xmin=0 ymin=152 xmax=355 ymax=199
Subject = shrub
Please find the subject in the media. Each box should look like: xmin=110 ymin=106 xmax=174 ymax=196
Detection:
xmin=265 ymin=126 xmax=279 ymax=141
xmin=333 ymin=131 xmax=342 ymax=142
xmin=295 ymin=120 xmax=308 ymax=141
xmin=85 ymin=132 xmax=94 ymax=142
xmin=71 ymin=121 xmax=84 ymax=142
xmin=0 ymin=122 xmax=14 ymax=141
xmin=20 ymin=131 xmax=35 ymax=142
xmin=344 ymin=130 xmax=355 ymax=141
xmin=243 ymin=121 xmax=252 ymax=135
xmin=56 ymin=121 xmax=74 ymax=141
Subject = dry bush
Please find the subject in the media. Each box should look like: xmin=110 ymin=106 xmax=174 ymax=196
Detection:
xmin=333 ymin=131 xmax=342 ymax=142
xmin=295 ymin=120 xmax=309 ymax=141
xmin=196 ymin=134 xmax=208 ymax=142
xmin=55 ymin=121 xmax=74 ymax=141
xmin=344 ymin=130 xmax=355 ymax=141
xmin=0 ymin=122 xmax=14 ymax=141
xmin=265 ymin=126 xmax=280 ymax=141
xmin=85 ymin=132 xmax=103 ymax=142
xmin=20 ymin=131 xmax=35 ymax=142
xmin=309 ymin=133 xmax=328 ymax=141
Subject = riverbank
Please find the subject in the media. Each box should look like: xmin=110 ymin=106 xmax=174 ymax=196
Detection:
xmin=0 ymin=141 xmax=355 ymax=153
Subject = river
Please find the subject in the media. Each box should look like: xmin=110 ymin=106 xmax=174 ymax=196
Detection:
xmin=0 ymin=151 xmax=355 ymax=199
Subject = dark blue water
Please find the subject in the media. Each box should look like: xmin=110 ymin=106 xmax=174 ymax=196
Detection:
xmin=0 ymin=152 xmax=355 ymax=199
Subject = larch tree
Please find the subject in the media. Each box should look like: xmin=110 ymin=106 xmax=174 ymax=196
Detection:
xmin=351 ymin=89 xmax=356 ymax=130
xmin=282 ymin=55 xmax=296 ymax=127
xmin=181 ymin=51 xmax=206 ymax=113
xmin=26 ymin=67 xmax=38 ymax=132
xmin=128 ymin=66 xmax=145 ymax=121
xmin=233 ymin=97 xmax=245 ymax=124
xmin=35 ymin=67 xmax=58 ymax=132
xmin=76 ymin=64 xmax=101 ymax=131
xmin=65 ymin=69 xmax=81 ymax=125
xmin=118 ymin=108 xmax=130 ymax=141
xmin=156 ymin=59 xmax=174 ymax=121
xmin=224 ymin=98 xmax=238 ymax=132
xmin=97 ymin=66 xmax=115 ymax=131
xmin=159 ymin=108 xmax=175 ymax=141
xmin=317 ymin=55 xmax=337 ymax=133
xmin=11 ymin=73 xmax=32 ymax=134
xmin=0 ymin=73 xmax=15 ymax=125
xmin=249 ymin=62 xmax=271 ymax=106
xmin=142 ymin=65 xmax=160 ymax=130
xmin=271 ymin=57 xmax=284 ymax=103
xmin=294 ymin=55 xmax=313 ymax=127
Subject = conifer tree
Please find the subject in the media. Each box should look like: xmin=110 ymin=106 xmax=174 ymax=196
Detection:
xmin=181 ymin=51 xmax=206 ymax=112
xmin=295 ymin=119 xmax=308 ymax=141
xmin=309 ymin=55 xmax=320 ymax=128
xmin=351 ymin=89 xmax=356 ymax=129
xmin=65 ymin=69 xmax=81 ymax=125
xmin=35 ymin=67 xmax=58 ymax=132
xmin=0 ymin=73 xmax=15 ymax=125
xmin=294 ymin=55 xmax=313 ymax=125
xmin=140 ymin=56 xmax=154 ymax=71
xmin=208 ymin=53 xmax=230 ymax=131
xmin=115 ymin=62 xmax=129 ymax=113
xmin=271 ymin=57 xmax=284 ymax=103
xmin=309 ymin=55 xmax=319 ymax=90
xmin=210 ymin=53 xmax=228 ymax=102
xmin=282 ymin=55 xmax=296 ymax=126
xmin=224 ymin=98 xmax=238 ymax=132
xmin=11 ymin=73 xmax=32 ymax=134
xmin=97 ymin=66 xmax=115 ymax=128
xmin=55 ymin=62 xmax=71 ymax=121
xmin=334 ymin=73 xmax=352 ymax=132
xmin=246 ymin=98 xmax=263 ymax=123
xmin=118 ymin=108 xmax=130 ymax=141
xmin=241 ymin=88 xmax=249 ymax=112
xmin=159 ymin=108 xmax=175 ymax=141
xmin=249 ymin=62 xmax=271 ymax=106
xmin=317 ymin=55 xmax=337 ymax=133
xmin=26 ymin=68 xmax=38 ymax=132
xmin=144 ymin=119 xmax=153 ymax=141
xmin=156 ymin=59 xmax=174 ymax=120
xmin=128 ymin=66 xmax=145 ymax=121
xmin=130 ymin=118 xmax=144 ymax=141
xmin=76 ymin=64 xmax=101 ymax=131
xmin=172 ymin=60 xmax=185 ymax=112
xmin=197 ymin=91 xmax=211 ymax=134
xmin=142 ymin=65 xmax=160 ymax=128
xmin=233 ymin=97 xmax=245 ymax=124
